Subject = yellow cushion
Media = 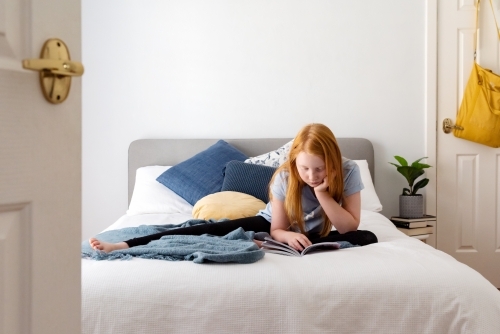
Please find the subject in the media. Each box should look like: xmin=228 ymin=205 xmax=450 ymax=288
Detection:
xmin=192 ymin=191 xmax=266 ymax=220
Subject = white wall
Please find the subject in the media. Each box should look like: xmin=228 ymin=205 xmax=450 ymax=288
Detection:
xmin=82 ymin=0 xmax=426 ymax=240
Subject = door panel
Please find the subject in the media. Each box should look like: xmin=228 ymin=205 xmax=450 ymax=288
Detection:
xmin=456 ymin=154 xmax=477 ymax=251
xmin=0 ymin=0 xmax=29 ymax=67
xmin=0 ymin=204 xmax=30 ymax=334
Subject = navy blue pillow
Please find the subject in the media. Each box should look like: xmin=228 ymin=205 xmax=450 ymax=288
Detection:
xmin=221 ymin=160 xmax=277 ymax=203
xmin=156 ymin=140 xmax=248 ymax=206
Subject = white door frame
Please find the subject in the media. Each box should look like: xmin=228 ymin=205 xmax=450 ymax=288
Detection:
xmin=424 ymin=0 xmax=437 ymax=223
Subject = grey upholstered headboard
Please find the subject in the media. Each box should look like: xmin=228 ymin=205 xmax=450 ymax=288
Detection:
xmin=128 ymin=138 xmax=374 ymax=204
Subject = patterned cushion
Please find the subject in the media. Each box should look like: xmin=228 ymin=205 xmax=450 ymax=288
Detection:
xmin=221 ymin=160 xmax=277 ymax=203
xmin=244 ymin=140 xmax=293 ymax=167
xmin=156 ymin=140 xmax=248 ymax=205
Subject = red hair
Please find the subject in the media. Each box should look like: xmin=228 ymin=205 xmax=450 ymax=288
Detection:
xmin=269 ymin=123 xmax=344 ymax=237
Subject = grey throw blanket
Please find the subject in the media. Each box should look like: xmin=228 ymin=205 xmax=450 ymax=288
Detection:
xmin=81 ymin=219 xmax=264 ymax=264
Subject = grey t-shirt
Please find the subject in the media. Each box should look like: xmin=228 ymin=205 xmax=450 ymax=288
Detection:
xmin=257 ymin=158 xmax=364 ymax=235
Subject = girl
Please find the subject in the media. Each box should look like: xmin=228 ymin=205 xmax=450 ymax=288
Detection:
xmin=89 ymin=123 xmax=377 ymax=253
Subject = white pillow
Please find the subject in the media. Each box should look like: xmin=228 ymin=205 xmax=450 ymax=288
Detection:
xmin=244 ymin=140 xmax=293 ymax=167
xmin=128 ymin=161 xmax=381 ymax=215
xmin=127 ymin=166 xmax=193 ymax=216
xmin=354 ymin=160 xmax=383 ymax=212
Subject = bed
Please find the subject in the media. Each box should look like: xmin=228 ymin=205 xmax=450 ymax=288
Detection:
xmin=82 ymin=138 xmax=500 ymax=334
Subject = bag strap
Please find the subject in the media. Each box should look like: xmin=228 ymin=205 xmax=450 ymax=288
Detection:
xmin=474 ymin=0 xmax=500 ymax=60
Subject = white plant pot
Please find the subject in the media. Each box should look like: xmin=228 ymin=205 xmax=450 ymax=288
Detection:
xmin=399 ymin=195 xmax=424 ymax=218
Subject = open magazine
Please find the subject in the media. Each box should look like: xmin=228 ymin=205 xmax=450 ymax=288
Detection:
xmin=261 ymin=237 xmax=340 ymax=257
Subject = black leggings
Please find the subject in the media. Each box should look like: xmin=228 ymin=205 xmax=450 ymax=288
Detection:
xmin=125 ymin=216 xmax=378 ymax=248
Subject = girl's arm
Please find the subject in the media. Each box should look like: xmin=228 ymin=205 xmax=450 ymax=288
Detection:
xmin=269 ymin=198 xmax=312 ymax=251
xmin=315 ymin=177 xmax=361 ymax=233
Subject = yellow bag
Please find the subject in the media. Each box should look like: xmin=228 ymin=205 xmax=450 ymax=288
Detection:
xmin=454 ymin=63 xmax=500 ymax=147
xmin=454 ymin=0 xmax=500 ymax=148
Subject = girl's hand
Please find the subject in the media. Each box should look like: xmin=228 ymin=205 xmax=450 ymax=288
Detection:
xmin=314 ymin=176 xmax=329 ymax=193
xmin=284 ymin=232 xmax=312 ymax=251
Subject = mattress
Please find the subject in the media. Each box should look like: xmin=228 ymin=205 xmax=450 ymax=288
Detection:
xmin=82 ymin=210 xmax=500 ymax=334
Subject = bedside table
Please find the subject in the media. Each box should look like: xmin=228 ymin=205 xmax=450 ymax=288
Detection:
xmin=392 ymin=216 xmax=437 ymax=248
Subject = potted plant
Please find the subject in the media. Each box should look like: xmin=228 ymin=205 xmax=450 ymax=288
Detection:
xmin=389 ymin=156 xmax=431 ymax=218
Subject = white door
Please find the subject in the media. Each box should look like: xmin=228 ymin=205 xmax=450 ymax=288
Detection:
xmin=0 ymin=0 xmax=81 ymax=332
xmin=437 ymin=0 xmax=500 ymax=288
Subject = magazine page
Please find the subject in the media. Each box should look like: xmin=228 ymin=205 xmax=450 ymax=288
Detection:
xmin=262 ymin=248 xmax=300 ymax=256
xmin=261 ymin=238 xmax=300 ymax=256
xmin=301 ymin=242 xmax=340 ymax=255
xmin=261 ymin=242 xmax=299 ymax=256
xmin=261 ymin=237 xmax=340 ymax=256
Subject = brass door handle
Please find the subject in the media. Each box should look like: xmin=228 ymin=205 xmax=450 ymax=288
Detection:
xmin=22 ymin=58 xmax=84 ymax=76
xmin=442 ymin=118 xmax=464 ymax=133
xmin=22 ymin=38 xmax=84 ymax=104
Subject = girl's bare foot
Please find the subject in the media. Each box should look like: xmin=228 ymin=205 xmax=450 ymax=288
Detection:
xmin=89 ymin=238 xmax=129 ymax=253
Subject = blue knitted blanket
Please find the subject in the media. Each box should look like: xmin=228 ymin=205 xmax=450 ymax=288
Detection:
xmin=81 ymin=219 xmax=264 ymax=264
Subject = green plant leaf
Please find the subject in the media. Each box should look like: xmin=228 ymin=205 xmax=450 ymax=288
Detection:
xmin=389 ymin=162 xmax=401 ymax=168
xmin=394 ymin=156 xmax=408 ymax=166
xmin=411 ymin=162 xmax=432 ymax=169
xmin=402 ymin=188 xmax=411 ymax=195
xmin=411 ymin=178 xmax=429 ymax=195
xmin=411 ymin=157 xmax=428 ymax=164
xmin=410 ymin=157 xmax=431 ymax=169
xmin=397 ymin=166 xmax=424 ymax=186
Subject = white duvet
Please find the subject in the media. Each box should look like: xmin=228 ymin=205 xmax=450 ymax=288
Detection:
xmin=82 ymin=210 xmax=500 ymax=334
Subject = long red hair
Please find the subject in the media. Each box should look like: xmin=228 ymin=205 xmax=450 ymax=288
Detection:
xmin=269 ymin=123 xmax=344 ymax=237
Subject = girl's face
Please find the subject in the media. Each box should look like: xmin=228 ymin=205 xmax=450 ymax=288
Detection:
xmin=295 ymin=151 xmax=328 ymax=188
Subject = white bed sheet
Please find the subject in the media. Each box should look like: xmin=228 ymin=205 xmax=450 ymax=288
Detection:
xmin=82 ymin=210 xmax=500 ymax=334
